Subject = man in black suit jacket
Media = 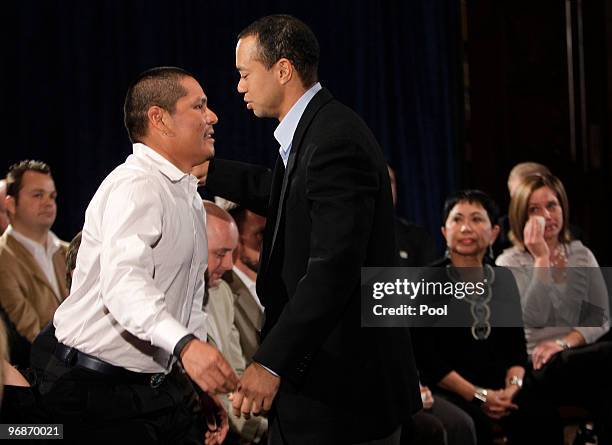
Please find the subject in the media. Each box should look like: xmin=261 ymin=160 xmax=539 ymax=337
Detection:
xmin=206 ymin=15 xmax=420 ymax=444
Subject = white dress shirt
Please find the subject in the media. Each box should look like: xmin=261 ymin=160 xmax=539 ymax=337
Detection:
xmin=6 ymin=225 xmax=62 ymax=299
xmin=274 ymin=82 xmax=322 ymax=166
xmin=54 ymin=143 xmax=208 ymax=373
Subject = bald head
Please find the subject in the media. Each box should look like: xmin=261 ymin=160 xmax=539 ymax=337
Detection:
xmin=507 ymin=162 xmax=551 ymax=197
xmin=204 ymin=201 xmax=239 ymax=287
xmin=0 ymin=179 xmax=8 ymax=234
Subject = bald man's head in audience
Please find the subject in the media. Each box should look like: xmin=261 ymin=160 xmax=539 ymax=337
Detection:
xmin=507 ymin=162 xmax=551 ymax=198
xmin=0 ymin=179 xmax=8 ymax=234
xmin=204 ymin=201 xmax=239 ymax=288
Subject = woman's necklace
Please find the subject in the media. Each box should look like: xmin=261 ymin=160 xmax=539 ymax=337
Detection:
xmin=550 ymin=243 xmax=568 ymax=282
xmin=446 ymin=264 xmax=495 ymax=340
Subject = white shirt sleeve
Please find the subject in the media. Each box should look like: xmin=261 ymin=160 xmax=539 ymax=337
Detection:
xmin=187 ymin=271 xmax=208 ymax=341
xmin=99 ymin=176 xmax=190 ymax=354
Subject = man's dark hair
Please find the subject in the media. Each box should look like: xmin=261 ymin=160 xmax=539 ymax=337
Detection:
xmin=66 ymin=231 xmax=82 ymax=291
xmin=6 ymin=160 xmax=52 ymax=202
xmin=238 ymin=14 xmax=320 ymax=87
xmin=442 ymin=190 xmax=500 ymax=226
xmin=124 ymin=66 xmax=194 ymax=143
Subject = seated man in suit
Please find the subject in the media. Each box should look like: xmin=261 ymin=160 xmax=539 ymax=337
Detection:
xmin=0 ymin=160 xmax=67 ymax=344
xmin=387 ymin=165 xmax=437 ymax=267
xmin=225 ymin=205 xmax=266 ymax=365
xmin=203 ymin=201 xmax=268 ymax=444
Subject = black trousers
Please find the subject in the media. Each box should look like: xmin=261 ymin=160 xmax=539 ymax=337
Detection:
xmin=34 ymin=345 xmax=205 ymax=445
xmin=435 ymin=389 xmax=563 ymax=445
xmin=522 ymin=341 xmax=612 ymax=445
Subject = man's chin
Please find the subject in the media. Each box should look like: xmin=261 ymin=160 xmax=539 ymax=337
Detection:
xmin=36 ymin=219 xmax=55 ymax=230
xmin=241 ymin=257 xmax=259 ymax=274
xmin=201 ymin=146 xmax=215 ymax=161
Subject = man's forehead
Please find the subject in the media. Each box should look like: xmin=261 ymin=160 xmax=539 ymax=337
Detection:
xmin=21 ymin=171 xmax=55 ymax=187
xmin=180 ymin=76 xmax=206 ymax=98
xmin=236 ymin=36 xmax=260 ymax=63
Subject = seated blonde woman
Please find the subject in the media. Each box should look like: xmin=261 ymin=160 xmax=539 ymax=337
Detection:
xmin=496 ymin=174 xmax=609 ymax=369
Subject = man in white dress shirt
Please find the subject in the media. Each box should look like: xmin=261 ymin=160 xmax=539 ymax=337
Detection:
xmin=34 ymin=67 xmax=238 ymax=444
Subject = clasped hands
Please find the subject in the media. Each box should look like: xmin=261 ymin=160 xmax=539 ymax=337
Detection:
xmin=230 ymin=361 xmax=281 ymax=419
xmin=480 ymin=387 xmax=519 ymax=420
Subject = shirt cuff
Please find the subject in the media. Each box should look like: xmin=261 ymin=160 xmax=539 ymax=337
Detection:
xmin=151 ymin=316 xmax=191 ymax=354
xmin=174 ymin=333 xmax=197 ymax=359
xmin=256 ymin=361 xmax=279 ymax=377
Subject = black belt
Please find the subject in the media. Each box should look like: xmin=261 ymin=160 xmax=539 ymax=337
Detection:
xmin=53 ymin=342 xmax=167 ymax=388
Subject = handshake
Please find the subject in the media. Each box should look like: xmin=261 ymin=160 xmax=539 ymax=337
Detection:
xmin=181 ymin=338 xmax=281 ymax=418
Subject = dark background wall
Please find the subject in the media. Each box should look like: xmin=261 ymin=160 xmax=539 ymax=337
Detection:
xmin=3 ymin=0 xmax=612 ymax=263
xmin=463 ymin=0 xmax=612 ymax=264
xmin=1 ymin=0 xmax=459 ymax=254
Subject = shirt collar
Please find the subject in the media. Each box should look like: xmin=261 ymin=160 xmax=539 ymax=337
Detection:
xmin=274 ymin=82 xmax=322 ymax=166
xmin=133 ymin=143 xmax=190 ymax=183
xmin=6 ymin=225 xmax=61 ymax=256
xmin=233 ymin=265 xmax=256 ymax=290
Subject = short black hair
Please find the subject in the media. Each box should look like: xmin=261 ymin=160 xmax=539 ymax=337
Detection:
xmin=124 ymin=66 xmax=194 ymax=143
xmin=442 ymin=190 xmax=500 ymax=226
xmin=238 ymin=14 xmax=320 ymax=87
xmin=6 ymin=160 xmax=52 ymax=202
xmin=66 ymin=231 xmax=82 ymax=291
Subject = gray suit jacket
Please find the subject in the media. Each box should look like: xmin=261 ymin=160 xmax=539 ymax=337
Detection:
xmin=205 ymin=278 xmax=266 ymax=441
xmin=223 ymin=269 xmax=264 ymax=365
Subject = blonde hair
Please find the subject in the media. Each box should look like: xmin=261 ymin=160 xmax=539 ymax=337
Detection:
xmin=508 ymin=174 xmax=571 ymax=248
xmin=508 ymin=162 xmax=551 ymax=182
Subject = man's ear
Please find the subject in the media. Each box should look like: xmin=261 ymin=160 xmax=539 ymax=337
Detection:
xmin=147 ymin=106 xmax=172 ymax=136
xmin=5 ymin=195 xmax=16 ymax=218
xmin=277 ymin=58 xmax=293 ymax=85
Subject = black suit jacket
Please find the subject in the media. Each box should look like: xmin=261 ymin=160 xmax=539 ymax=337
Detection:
xmin=207 ymin=88 xmax=420 ymax=442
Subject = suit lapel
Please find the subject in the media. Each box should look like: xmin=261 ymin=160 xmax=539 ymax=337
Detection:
xmin=259 ymin=157 xmax=285 ymax=276
xmin=227 ymin=270 xmax=264 ymax=331
xmin=264 ymin=88 xmax=334 ymax=273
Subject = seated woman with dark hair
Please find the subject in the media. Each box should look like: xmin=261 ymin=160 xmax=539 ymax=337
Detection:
xmin=412 ymin=190 xmax=562 ymax=445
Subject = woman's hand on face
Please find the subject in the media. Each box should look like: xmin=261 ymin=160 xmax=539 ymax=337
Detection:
xmin=523 ymin=216 xmax=549 ymax=261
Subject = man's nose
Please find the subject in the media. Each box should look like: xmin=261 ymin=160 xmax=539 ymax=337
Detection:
xmin=221 ymin=252 xmax=234 ymax=271
xmin=237 ymin=78 xmax=246 ymax=93
xmin=43 ymin=195 xmax=56 ymax=206
xmin=206 ymin=108 xmax=218 ymax=125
